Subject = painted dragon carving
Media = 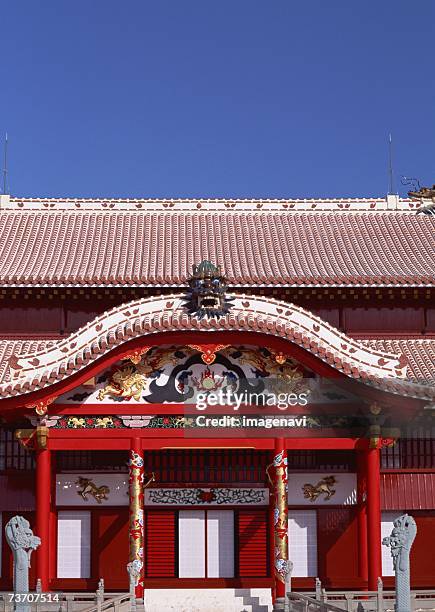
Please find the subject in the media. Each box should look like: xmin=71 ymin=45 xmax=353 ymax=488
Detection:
xmin=98 ymin=365 xmax=147 ymax=401
xmin=302 ymin=476 xmax=336 ymax=502
xmin=98 ymin=348 xmax=178 ymax=401
xmin=266 ymin=362 xmax=306 ymax=395
xmin=76 ymin=477 xmax=110 ymax=503
xmin=226 ymin=347 xmax=308 ymax=396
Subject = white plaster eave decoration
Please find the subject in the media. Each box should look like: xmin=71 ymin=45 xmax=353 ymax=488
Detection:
xmin=5 ymin=196 xmax=424 ymax=213
xmin=2 ymin=294 xmax=408 ymax=399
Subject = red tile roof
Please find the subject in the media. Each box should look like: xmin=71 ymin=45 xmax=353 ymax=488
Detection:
xmin=0 ymin=201 xmax=433 ymax=287
xmin=363 ymin=339 xmax=435 ymax=383
xmin=0 ymin=339 xmax=54 ymax=385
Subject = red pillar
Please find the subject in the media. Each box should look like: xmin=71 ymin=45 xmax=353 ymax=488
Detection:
xmin=49 ymin=452 xmax=57 ymax=584
xmin=356 ymin=451 xmax=368 ymax=585
xmin=128 ymin=438 xmax=145 ymax=600
xmin=366 ymin=447 xmax=382 ymax=590
xmin=36 ymin=448 xmax=51 ymax=591
xmin=269 ymin=438 xmax=289 ymax=607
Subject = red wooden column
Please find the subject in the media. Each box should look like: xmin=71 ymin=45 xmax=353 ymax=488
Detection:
xmin=128 ymin=438 xmax=145 ymax=600
xmin=356 ymin=451 xmax=368 ymax=585
xmin=269 ymin=438 xmax=289 ymax=609
xmin=36 ymin=448 xmax=51 ymax=591
xmin=49 ymin=452 xmax=58 ymax=584
xmin=366 ymin=446 xmax=382 ymax=590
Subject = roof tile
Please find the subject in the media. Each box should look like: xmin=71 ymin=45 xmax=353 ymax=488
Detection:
xmin=363 ymin=339 xmax=435 ymax=383
xmin=0 ymin=210 xmax=433 ymax=287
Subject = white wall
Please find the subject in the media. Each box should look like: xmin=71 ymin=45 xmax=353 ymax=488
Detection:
xmin=207 ymin=510 xmax=234 ymax=578
xmin=57 ymin=511 xmax=91 ymax=578
xmin=288 ymin=510 xmax=318 ymax=577
xmin=178 ymin=510 xmax=235 ymax=578
xmin=179 ymin=510 xmax=206 ymax=578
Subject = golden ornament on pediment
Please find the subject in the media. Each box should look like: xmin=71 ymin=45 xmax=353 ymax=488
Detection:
xmin=98 ymin=348 xmax=178 ymax=402
xmin=98 ymin=365 xmax=147 ymax=401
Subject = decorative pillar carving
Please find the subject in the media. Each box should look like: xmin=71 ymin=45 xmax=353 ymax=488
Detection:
xmin=5 ymin=516 xmax=41 ymax=612
xmin=382 ymin=514 xmax=417 ymax=612
xmin=268 ymin=439 xmax=290 ymax=610
xmin=366 ymin=446 xmax=382 ymax=590
xmin=128 ymin=439 xmax=145 ymax=601
xmin=35 ymin=448 xmax=51 ymax=591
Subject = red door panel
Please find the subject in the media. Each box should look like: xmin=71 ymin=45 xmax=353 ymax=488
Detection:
xmin=410 ymin=512 xmax=435 ymax=588
xmin=145 ymin=510 xmax=176 ymax=578
xmin=317 ymin=508 xmax=358 ymax=587
xmin=238 ymin=509 xmax=268 ymax=577
xmin=93 ymin=509 xmax=129 ymax=590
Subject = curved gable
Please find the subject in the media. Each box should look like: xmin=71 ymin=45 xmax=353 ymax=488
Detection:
xmin=1 ymin=294 xmax=407 ymax=400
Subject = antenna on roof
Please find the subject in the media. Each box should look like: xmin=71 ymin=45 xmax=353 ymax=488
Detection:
xmin=2 ymin=133 xmax=9 ymax=195
xmin=388 ymin=133 xmax=395 ymax=194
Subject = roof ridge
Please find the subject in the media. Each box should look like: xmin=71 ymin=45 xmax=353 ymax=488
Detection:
xmin=0 ymin=194 xmax=429 ymax=213
xmin=9 ymin=196 xmax=406 ymax=201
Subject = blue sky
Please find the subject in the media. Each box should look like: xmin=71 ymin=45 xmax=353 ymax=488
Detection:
xmin=1 ymin=1 xmax=434 ymax=199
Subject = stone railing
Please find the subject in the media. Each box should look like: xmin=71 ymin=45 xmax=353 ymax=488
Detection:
xmin=287 ymin=586 xmax=435 ymax=612
xmin=81 ymin=593 xmax=133 ymax=612
xmin=0 ymin=591 xmax=135 ymax=612
xmin=287 ymin=593 xmax=351 ymax=612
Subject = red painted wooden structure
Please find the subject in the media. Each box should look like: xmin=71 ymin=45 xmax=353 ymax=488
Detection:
xmin=0 ymin=196 xmax=433 ymax=601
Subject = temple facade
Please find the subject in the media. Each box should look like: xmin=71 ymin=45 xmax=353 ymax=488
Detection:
xmin=0 ymin=194 xmax=433 ymax=604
